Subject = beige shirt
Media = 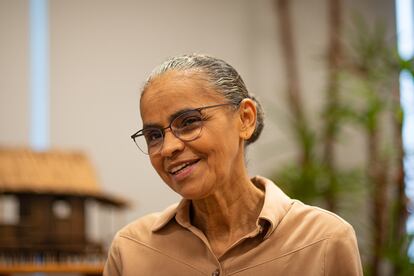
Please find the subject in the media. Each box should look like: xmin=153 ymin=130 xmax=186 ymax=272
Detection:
xmin=104 ymin=176 xmax=363 ymax=276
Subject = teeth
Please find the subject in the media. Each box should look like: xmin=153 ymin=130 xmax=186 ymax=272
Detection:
xmin=170 ymin=162 xmax=192 ymax=174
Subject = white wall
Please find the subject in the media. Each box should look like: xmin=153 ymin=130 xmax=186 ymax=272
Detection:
xmin=0 ymin=0 xmax=29 ymax=145
xmin=0 ymin=0 xmax=395 ymax=246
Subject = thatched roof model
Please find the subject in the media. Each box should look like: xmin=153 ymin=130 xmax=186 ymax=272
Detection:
xmin=0 ymin=147 xmax=127 ymax=207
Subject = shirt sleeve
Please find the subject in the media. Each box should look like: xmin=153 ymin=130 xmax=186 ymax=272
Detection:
xmin=324 ymin=224 xmax=363 ymax=276
xmin=103 ymin=234 xmax=122 ymax=276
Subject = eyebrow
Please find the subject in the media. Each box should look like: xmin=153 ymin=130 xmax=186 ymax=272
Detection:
xmin=142 ymin=107 xmax=195 ymax=129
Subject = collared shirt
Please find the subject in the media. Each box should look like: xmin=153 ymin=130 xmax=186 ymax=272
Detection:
xmin=103 ymin=176 xmax=363 ymax=276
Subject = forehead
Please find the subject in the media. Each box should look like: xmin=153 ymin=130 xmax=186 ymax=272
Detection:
xmin=140 ymin=71 xmax=224 ymax=122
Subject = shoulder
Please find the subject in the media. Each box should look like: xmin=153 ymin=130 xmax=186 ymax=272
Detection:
xmin=266 ymin=199 xmax=361 ymax=272
xmin=275 ymin=200 xmax=357 ymax=246
xmin=103 ymin=203 xmax=181 ymax=276
xmin=294 ymin=200 xmax=354 ymax=235
xmin=294 ymin=200 xmax=352 ymax=227
xmin=255 ymin=175 xmax=355 ymax=242
xmin=114 ymin=203 xmax=179 ymax=245
xmin=287 ymin=203 xmax=363 ymax=275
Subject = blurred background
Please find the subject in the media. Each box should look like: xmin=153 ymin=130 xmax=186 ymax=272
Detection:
xmin=0 ymin=0 xmax=413 ymax=275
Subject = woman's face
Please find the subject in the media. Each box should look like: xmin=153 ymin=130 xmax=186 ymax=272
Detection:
xmin=139 ymin=71 xmax=245 ymax=199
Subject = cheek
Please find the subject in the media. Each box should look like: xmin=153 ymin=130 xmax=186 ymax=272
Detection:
xmin=150 ymin=157 xmax=164 ymax=176
xmin=203 ymin=129 xmax=240 ymax=167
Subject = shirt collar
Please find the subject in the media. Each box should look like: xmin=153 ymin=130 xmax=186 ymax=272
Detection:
xmin=151 ymin=203 xmax=179 ymax=231
xmin=151 ymin=176 xmax=294 ymax=238
xmin=252 ymin=175 xmax=293 ymax=238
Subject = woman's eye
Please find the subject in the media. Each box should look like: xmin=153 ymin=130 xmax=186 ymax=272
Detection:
xmin=180 ymin=116 xmax=202 ymax=128
xmin=144 ymin=130 xmax=162 ymax=143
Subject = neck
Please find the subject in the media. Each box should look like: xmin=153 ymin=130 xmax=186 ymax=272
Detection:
xmin=191 ymin=172 xmax=265 ymax=242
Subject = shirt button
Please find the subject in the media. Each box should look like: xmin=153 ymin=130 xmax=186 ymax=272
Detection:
xmin=212 ymin=269 xmax=220 ymax=276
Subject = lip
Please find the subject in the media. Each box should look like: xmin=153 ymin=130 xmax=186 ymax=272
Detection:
xmin=166 ymin=158 xmax=201 ymax=173
xmin=166 ymin=158 xmax=201 ymax=182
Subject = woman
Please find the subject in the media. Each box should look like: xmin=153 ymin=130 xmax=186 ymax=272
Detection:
xmin=104 ymin=54 xmax=363 ymax=276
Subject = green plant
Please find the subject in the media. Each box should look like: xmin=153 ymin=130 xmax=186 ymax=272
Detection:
xmin=270 ymin=2 xmax=414 ymax=274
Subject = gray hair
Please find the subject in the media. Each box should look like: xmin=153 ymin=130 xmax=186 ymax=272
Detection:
xmin=141 ymin=54 xmax=264 ymax=146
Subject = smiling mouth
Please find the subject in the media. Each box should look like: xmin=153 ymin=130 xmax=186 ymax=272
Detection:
xmin=169 ymin=159 xmax=200 ymax=175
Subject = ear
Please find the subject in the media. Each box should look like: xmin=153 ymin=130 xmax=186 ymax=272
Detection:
xmin=238 ymin=98 xmax=257 ymax=140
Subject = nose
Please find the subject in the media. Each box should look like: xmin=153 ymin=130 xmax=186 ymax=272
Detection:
xmin=160 ymin=128 xmax=184 ymax=157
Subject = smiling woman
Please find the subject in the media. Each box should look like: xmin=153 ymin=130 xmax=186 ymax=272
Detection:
xmin=104 ymin=54 xmax=363 ymax=276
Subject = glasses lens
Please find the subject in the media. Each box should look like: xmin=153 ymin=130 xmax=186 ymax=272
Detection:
xmin=134 ymin=128 xmax=163 ymax=154
xmin=171 ymin=110 xmax=203 ymax=141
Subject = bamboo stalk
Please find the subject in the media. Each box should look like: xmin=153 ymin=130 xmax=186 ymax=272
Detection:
xmin=322 ymin=0 xmax=343 ymax=212
xmin=275 ymin=0 xmax=310 ymax=166
xmin=391 ymin=84 xmax=408 ymax=275
xmin=367 ymin=116 xmax=389 ymax=276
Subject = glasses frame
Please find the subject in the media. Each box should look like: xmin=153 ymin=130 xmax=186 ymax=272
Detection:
xmin=131 ymin=103 xmax=234 ymax=155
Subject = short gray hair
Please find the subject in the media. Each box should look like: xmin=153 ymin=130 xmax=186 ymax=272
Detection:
xmin=141 ymin=54 xmax=264 ymax=146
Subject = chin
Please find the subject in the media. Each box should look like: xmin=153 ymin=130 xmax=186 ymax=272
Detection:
xmin=175 ymin=188 xmax=201 ymax=200
xmin=180 ymin=193 xmax=207 ymax=200
xmin=163 ymin=173 xmax=211 ymax=199
xmin=174 ymin=185 xmax=209 ymax=200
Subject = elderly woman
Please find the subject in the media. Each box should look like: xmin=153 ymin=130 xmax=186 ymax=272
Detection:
xmin=104 ymin=54 xmax=362 ymax=276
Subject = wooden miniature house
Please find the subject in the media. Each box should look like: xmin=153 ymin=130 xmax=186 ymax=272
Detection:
xmin=0 ymin=147 xmax=127 ymax=273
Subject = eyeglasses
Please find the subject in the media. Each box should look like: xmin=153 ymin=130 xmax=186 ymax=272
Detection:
xmin=131 ymin=103 xmax=233 ymax=155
